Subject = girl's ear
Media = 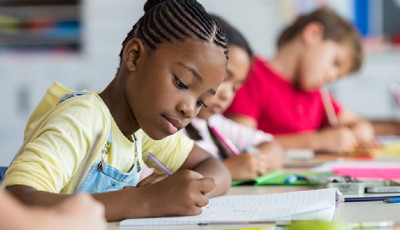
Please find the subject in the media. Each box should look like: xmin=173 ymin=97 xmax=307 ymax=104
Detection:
xmin=122 ymin=38 xmax=145 ymax=72
xmin=301 ymin=21 xmax=324 ymax=46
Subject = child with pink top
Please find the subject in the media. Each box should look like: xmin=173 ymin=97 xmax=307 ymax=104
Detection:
xmin=225 ymin=7 xmax=377 ymax=153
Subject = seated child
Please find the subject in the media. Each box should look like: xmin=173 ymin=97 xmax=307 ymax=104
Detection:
xmin=225 ymin=7 xmax=377 ymax=153
xmin=3 ymin=0 xmax=231 ymax=222
xmin=184 ymin=15 xmax=284 ymax=180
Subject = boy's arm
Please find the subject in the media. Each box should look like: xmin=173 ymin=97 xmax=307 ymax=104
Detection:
xmin=179 ymin=144 xmax=231 ymax=197
xmin=275 ymin=127 xmax=358 ymax=153
xmin=371 ymin=119 xmax=400 ymax=135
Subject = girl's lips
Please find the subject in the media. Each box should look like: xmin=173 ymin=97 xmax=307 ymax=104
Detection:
xmin=210 ymin=104 xmax=223 ymax=114
xmin=161 ymin=115 xmax=181 ymax=135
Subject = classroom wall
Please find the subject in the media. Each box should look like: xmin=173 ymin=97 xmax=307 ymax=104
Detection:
xmin=0 ymin=0 xmax=399 ymax=166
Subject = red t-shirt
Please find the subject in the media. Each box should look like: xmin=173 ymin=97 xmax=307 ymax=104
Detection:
xmin=224 ymin=56 xmax=341 ymax=135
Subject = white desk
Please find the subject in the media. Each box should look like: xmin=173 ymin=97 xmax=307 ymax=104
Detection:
xmin=107 ymin=186 xmax=400 ymax=230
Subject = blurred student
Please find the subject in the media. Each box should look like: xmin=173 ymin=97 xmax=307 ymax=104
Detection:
xmin=184 ymin=15 xmax=284 ymax=180
xmin=225 ymin=7 xmax=377 ymax=153
xmin=3 ymin=0 xmax=231 ymax=222
xmin=0 ymin=189 xmax=106 ymax=230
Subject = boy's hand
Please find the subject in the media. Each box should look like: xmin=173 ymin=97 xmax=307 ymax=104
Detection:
xmin=317 ymin=126 xmax=358 ymax=153
xmin=350 ymin=122 xmax=379 ymax=148
xmin=139 ymin=169 xmax=215 ymax=217
xmin=223 ymin=154 xmax=269 ymax=179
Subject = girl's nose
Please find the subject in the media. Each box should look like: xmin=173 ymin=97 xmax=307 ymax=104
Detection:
xmin=177 ymin=100 xmax=195 ymax=119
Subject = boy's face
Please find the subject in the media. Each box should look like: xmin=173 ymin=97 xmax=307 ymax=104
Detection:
xmin=297 ymin=40 xmax=353 ymax=91
xmin=198 ymin=46 xmax=250 ymax=120
xmin=126 ymin=39 xmax=226 ymax=140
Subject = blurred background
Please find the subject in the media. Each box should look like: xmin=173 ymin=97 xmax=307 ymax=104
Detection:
xmin=0 ymin=0 xmax=399 ymax=165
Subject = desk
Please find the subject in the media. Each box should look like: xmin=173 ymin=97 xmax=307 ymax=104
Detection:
xmin=107 ymin=186 xmax=400 ymax=230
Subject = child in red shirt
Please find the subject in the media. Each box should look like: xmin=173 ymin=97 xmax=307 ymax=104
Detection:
xmin=225 ymin=7 xmax=377 ymax=153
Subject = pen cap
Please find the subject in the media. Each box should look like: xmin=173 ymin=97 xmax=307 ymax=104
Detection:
xmin=288 ymin=220 xmax=348 ymax=230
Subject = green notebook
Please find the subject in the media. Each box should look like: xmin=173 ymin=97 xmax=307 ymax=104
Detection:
xmin=231 ymin=171 xmax=336 ymax=186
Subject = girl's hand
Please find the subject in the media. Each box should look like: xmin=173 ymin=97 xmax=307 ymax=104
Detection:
xmin=137 ymin=171 xmax=168 ymax=187
xmin=223 ymin=154 xmax=269 ymax=180
xmin=138 ymin=169 xmax=215 ymax=217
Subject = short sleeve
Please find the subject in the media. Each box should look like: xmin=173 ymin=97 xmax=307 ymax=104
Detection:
xmin=3 ymin=95 xmax=108 ymax=192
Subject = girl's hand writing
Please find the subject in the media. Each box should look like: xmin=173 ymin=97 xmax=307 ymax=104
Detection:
xmin=138 ymin=169 xmax=215 ymax=217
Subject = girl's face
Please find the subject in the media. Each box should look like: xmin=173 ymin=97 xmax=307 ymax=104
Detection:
xmin=126 ymin=39 xmax=226 ymax=140
xmin=198 ymin=45 xmax=251 ymax=120
xmin=296 ymin=40 xmax=352 ymax=91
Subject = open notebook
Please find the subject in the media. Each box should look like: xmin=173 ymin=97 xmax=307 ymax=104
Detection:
xmin=120 ymin=188 xmax=338 ymax=226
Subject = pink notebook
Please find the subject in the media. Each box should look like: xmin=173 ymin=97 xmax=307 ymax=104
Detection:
xmin=332 ymin=167 xmax=400 ymax=180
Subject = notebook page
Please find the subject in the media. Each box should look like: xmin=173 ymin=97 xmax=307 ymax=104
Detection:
xmin=120 ymin=188 xmax=337 ymax=226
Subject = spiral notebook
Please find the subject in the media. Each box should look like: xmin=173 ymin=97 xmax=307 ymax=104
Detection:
xmin=119 ymin=188 xmax=338 ymax=226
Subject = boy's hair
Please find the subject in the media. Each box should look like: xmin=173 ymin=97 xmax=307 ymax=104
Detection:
xmin=119 ymin=0 xmax=228 ymax=60
xmin=277 ymin=7 xmax=363 ymax=73
xmin=210 ymin=14 xmax=253 ymax=61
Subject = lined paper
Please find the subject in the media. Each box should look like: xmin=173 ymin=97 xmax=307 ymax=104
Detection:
xmin=120 ymin=188 xmax=337 ymax=226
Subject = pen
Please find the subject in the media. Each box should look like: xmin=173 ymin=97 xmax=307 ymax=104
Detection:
xmin=209 ymin=126 xmax=240 ymax=155
xmin=383 ymin=197 xmax=400 ymax=203
xmin=339 ymin=195 xmax=400 ymax=202
xmin=72 ymin=133 xmax=101 ymax=193
xmin=320 ymin=87 xmax=338 ymax=127
xmin=285 ymin=175 xmax=298 ymax=184
xmin=285 ymin=175 xmax=310 ymax=184
xmin=147 ymin=152 xmax=173 ymax=175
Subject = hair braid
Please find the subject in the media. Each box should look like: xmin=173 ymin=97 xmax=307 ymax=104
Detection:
xmin=119 ymin=0 xmax=228 ymax=60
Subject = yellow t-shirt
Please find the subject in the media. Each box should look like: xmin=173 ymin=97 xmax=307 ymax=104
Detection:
xmin=3 ymin=82 xmax=194 ymax=193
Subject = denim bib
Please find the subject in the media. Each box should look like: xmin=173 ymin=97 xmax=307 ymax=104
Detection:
xmin=59 ymin=92 xmax=141 ymax=194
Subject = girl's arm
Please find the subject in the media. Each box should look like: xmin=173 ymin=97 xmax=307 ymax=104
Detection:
xmin=179 ymin=144 xmax=231 ymax=197
xmin=6 ymin=165 xmax=220 ymax=222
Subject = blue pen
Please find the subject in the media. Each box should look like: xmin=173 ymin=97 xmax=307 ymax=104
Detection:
xmin=383 ymin=197 xmax=400 ymax=203
xmin=296 ymin=175 xmax=310 ymax=181
xmin=285 ymin=175 xmax=298 ymax=184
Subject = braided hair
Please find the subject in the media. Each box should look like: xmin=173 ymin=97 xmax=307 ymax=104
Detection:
xmin=119 ymin=0 xmax=228 ymax=60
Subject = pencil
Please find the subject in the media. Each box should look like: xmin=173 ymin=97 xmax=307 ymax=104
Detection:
xmin=320 ymin=87 xmax=339 ymax=127
xmin=209 ymin=126 xmax=240 ymax=155
xmin=147 ymin=152 xmax=173 ymax=175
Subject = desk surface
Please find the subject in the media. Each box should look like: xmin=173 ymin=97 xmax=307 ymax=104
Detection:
xmin=107 ymin=186 xmax=400 ymax=230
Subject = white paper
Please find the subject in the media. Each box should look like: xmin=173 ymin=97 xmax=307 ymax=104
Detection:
xmin=120 ymin=188 xmax=337 ymax=226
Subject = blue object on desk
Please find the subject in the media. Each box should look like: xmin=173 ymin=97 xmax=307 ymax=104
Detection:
xmin=383 ymin=197 xmax=400 ymax=203
xmin=284 ymin=175 xmax=309 ymax=184
xmin=341 ymin=195 xmax=400 ymax=202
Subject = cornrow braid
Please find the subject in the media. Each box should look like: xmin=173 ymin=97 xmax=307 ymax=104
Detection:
xmin=119 ymin=0 xmax=228 ymax=59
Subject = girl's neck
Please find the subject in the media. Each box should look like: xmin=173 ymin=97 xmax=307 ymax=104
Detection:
xmin=99 ymin=75 xmax=140 ymax=138
xmin=269 ymin=40 xmax=301 ymax=82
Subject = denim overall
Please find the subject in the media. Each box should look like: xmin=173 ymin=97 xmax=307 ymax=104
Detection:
xmin=59 ymin=92 xmax=141 ymax=193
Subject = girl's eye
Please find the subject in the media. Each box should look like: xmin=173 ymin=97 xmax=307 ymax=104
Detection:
xmin=197 ymin=99 xmax=208 ymax=108
xmin=174 ymin=76 xmax=188 ymax=89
